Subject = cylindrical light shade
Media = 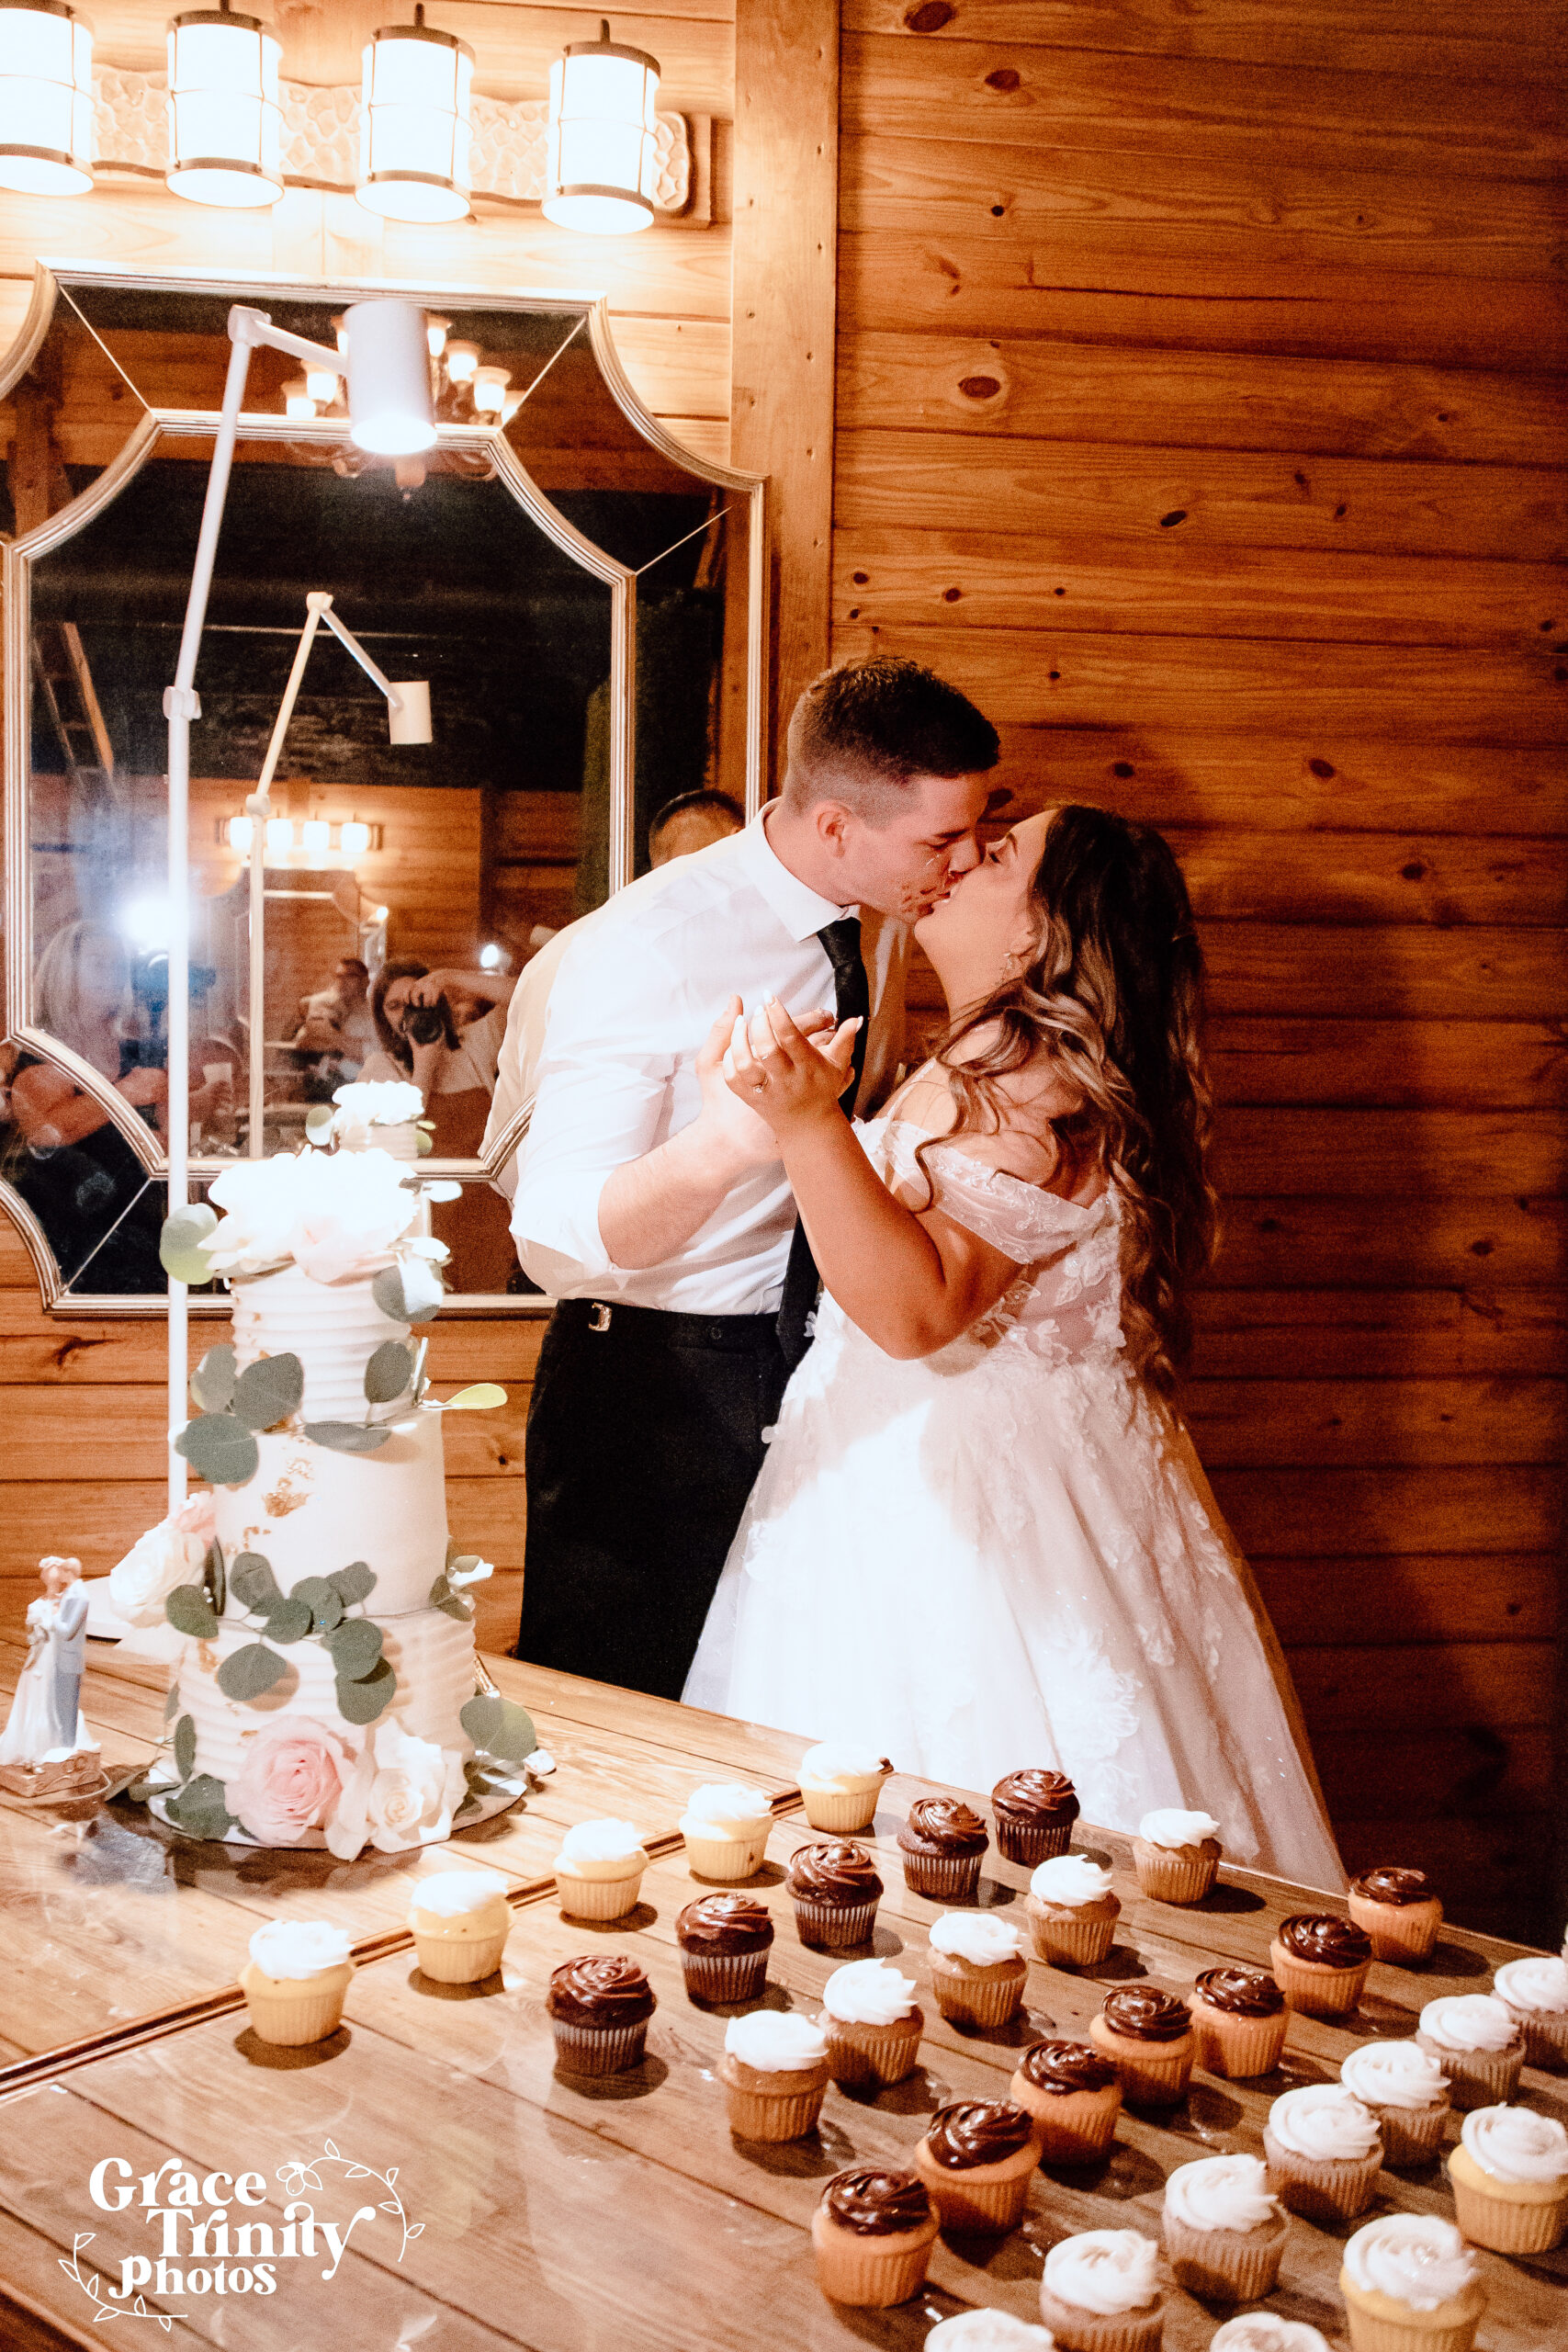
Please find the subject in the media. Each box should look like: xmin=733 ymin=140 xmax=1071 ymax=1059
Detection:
xmin=166 ymin=6 xmax=283 ymax=209
xmin=282 ymin=376 xmax=315 ymax=419
xmin=544 ymin=18 xmax=660 ymax=235
xmin=387 ymin=682 xmax=432 ymax=745
xmin=227 ymin=814 xmax=254 ymax=852
xmin=0 ymin=2 xmax=94 ymax=196
xmin=344 ymin=297 xmax=436 ymax=456
xmin=300 ymin=819 xmax=331 ymax=855
xmin=471 ymin=363 xmax=510 ymax=415
xmin=358 ymin=6 xmax=473 ymax=223
xmin=265 ymin=817 xmax=294 ymax=855
xmin=341 ymin=821 xmax=371 ymax=857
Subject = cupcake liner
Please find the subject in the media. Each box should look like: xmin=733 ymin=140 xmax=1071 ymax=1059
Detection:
xmin=683 ymin=1828 xmax=770 ymax=1880
xmin=550 ymin=2017 xmax=649 ymax=2076
xmin=810 ymin=2211 xmax=938 ymax=2307
xmin=1089 ymin=2016 xmax=1194 ymax=2106
xmin=824 ymin=2012 xmax=924 ymax=2089
xmin=1162 ymin=2210 xmax=1288 ymax=2301
xmin=1511 ymin=2009 xmax=1568 ymax=2069
xmin=792 ymin=1894 xmax=880 ymax=1949
xmin=680 ymin=1947 xmax=771 ymax=2006
xmin=1448 ymin=2148 xmax=1568 ymax=2253
xmin=1010 ymin=2074 xmax=1122 ymax=2163
xmin=1373 ymin=2098 xmax=1450 ymax=2168
xmin=901 ymin=1848 xmax=984 ymax=1901
xmin=929 ymin=1954 xmax=1028 ymax=2030
xmin=721 ymin=2055 xmax=829 ymax=2141
xmin=1414 ymin=2034 xmax=1524 ymax=2110
xmin=1263 ymin=2125 xmax=1382 ymax=2222
xmin=801 ymin=1786 xmax=884 ymax=1834
xmin=412 ymin=1927 xmax=509 ymax=1984
xmin=1269 ymin=1942 xmax=1371 ymax=2018
xmin=1348 ymin=1891 xmax=1443 ymax=1962
xmin=558 ymin=1869 xmax=645 ymax=1923
xmin=1339 ymin=2274 xmax=1485 ymax=2352
xmin=1037 ymin=2285 xmax=1165 ymax=2352
xmin=914 ymin=2141 xmax=1038 ymax=2233
xmin=1024 ymin=1895 xmax=1119 ymax=1968
xmin=996 ymin=1818 xmax=1074 ymax=1867
xmin=1131 ymin=1838 xmax=1218 ymax=1905
xmin=239 ymin=1961 xmax=353 ymax=2048
xmin=1190 ymin=1998 xmax=1289 ymax=2079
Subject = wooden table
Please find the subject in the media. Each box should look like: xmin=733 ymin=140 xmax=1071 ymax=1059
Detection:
xmin=0 ymin=1642 xmax=1562 ymax=2349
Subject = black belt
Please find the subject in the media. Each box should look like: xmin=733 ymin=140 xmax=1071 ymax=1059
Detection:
xmin=556 ymin=1296 xmax=781 ymax=1351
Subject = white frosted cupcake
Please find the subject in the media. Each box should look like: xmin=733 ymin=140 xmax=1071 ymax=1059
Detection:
xmin=1416 ymin=1993 xmax=1525 ymax=2109
xmin=1493 ymin=1953 xmax=1568 ymax=2069
xmin=239 ymin=1919 xmax=354 ymax=2044
xmin=929 ymin=1910 xmax=1031 ymax=2028
xmin=820 ymin=1956 xmax=923 ymax=2089
xmin=680 ymin=1781 xmax=773 ymax=1879
xmin=719 ymin=2008 xmax=832 ymax=2141
xmin=1131 ymin=1807 xmax=1222 ymax=1905
xmin=1161 ymin=2153 xmax=1288 ymax=2301
xmin=1025 ymin=1854 xmax=1121 ymax=1968
xmin=1263 ymin=2083 xmax=1383 ymax=2222
xmin=924 ymin=2314 xmax=1058 ymax=2349
xmin=797 ymin=1742 xmax=892 ymax=1834
xmin=1210 ymin=2324 xmax=1330 ymax=2352
xmin=409 ymin=1868 xmax=512 ymax=1983
xmin=555 ymin=1818 xmax=649 ymax=1921
xmin=1339 ymin=2213 xmax=1483 ymax=2352
xmin=1448 ymin=2102 xmax=1568 ymax=2254
xmin=1037 ymin=2229 xmax=1163 ymax=2352
xmin=1339 ymin=2040 xmax=1451 ymax=2167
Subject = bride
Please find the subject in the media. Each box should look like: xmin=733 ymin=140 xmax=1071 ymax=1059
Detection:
xmin=684 ymin=803 xmax=1344 ymax=1891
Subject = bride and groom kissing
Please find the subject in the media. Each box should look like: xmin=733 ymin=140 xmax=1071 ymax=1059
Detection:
xmin=501 ymin=655 xmax=1343 ymax=1891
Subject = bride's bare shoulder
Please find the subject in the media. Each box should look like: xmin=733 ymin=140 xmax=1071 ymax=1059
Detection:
xmin=921 ymin=1041 xmax=1089 ymax=1194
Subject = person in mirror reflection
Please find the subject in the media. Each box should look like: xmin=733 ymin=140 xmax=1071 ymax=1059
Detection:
xmin=294 ymin=956 xmax=376 ymax=1072
xmin=502 ymin=656 xmax=1003 ymax=1701
xmin=682 ymin=806 xmax=1345 ymax=1890
xmin=649 ymin=788 xmax=744 ymax=868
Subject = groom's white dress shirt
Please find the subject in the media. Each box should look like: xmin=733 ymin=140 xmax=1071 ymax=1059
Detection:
xmin=488 ymin=812 xmax=908 ymax=1314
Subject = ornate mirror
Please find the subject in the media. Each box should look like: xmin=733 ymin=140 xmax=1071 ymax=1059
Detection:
xmin=1 ymin=264 xmax=764 ymax=1312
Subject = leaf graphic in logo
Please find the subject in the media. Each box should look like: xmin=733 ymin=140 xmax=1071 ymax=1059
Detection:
xmin=385 ymin=2166 xmax=398 ymax=2184
xmin=323 ymin=2139 xmax=340 ymax=2159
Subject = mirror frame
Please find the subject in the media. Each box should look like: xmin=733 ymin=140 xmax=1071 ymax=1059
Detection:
xmin=2 ymin=261 xmax=767 ymax=1316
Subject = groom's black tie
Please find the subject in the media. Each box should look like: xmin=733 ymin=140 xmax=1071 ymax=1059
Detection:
xmin=776 ymin=916 xmax=870 ymax=1373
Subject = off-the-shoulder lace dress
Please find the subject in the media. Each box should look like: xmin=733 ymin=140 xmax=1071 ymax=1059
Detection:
xmin=684 ymin=1112 xmax=1345 ymax=1890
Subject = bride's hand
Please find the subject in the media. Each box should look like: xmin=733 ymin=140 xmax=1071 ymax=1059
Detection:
xmin=727 ymin=998 xmax=862 ymax=1131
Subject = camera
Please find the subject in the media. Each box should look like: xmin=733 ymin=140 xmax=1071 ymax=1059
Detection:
xmin=400 ymin=1000 xmax=447 ymax=1047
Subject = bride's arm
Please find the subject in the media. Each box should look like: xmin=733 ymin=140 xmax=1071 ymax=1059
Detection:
xmin=730 ymin=1002 xmax=1042 ymax=1359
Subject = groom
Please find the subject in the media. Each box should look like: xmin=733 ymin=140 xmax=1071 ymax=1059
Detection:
xmin=508 ymin=656 xmax=1000 ymax=1698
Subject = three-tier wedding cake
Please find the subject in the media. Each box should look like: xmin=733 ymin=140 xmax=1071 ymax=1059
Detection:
xmin=111 ymin=1083 xmax=532 ymax=1858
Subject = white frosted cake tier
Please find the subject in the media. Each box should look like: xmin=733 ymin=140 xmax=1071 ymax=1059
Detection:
xmin=231 ymin=1263 xmax=412 ymax=1423
xmin=179 ymin=1607 xmax=477 ymax=1788
xmin=213 ymin=1412 xmax=449 ymax=1620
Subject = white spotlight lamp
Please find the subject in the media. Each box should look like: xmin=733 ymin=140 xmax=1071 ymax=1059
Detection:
xmin=471 ymin=363 xmax=510 ymax=416
xmin=545 ymin=17 xmax=660 ymax=235
xmin=444 ymin=338 xmax=479 ymax=385
xmin=166 ymin=2 xmax=283 ymax=209
xmin=358 ymin=4 xmax=473 ymax=224
xmin=0 ymin=0 xmax=94 ymax=195
xmin=344 ymin=296 xmax=436 ymax=455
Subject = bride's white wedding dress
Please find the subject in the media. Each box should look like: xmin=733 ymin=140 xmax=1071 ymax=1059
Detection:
xmin=685 ymin=1109 xmax=1346 ymax=1892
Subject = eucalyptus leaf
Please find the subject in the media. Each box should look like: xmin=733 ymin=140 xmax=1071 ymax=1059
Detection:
xmin=410 ymin=1336 xmax=429 ymax=1403
xmin=174 ymin=1414 xmax=259 ymax=1487
xmin=460 ymin=1693 xmax=536 ymax=1763
xmin=173 ymin=1712 xmax=197 ymax=1780
xmin=159 ymin=1204 xmax=218 ymax=1283
xmin=126 ymin=1776 xmax=163 ymax=1804
xmin=303 ymin=1420 xmax=392 ymax=1454
xmin=335 ymin=1658 xmax=396 ymax=1724
xmin=163 ymin=1683 xmax=181 ymax=1723
xmin=434 ymin=1595 xmax=474 ymax=1623
xmin=216 ymin=1643 xmax=289 ymax=1702
xmin=288 ymin=1576 xmax=343 ymax=1633
xmin=363 ymin=1340 xmax=414 ymax=1406
xmin=203 ymin=1540 xmax=226 ymax=1619
xmin=446 ymin=1551 xmax=481 ymax=1575
xmin=415 ymin=1128 xmax=434 ymax=1155
xmin=229 ymin=1553 xmax=280 ymax=1612
xmin=325 ymin=1618 xmax=383 ymax=1679
xmin=372 ymin=1260 xmax=444 ymax=1323
xmin=190 ymin=1343 xmax=236 ymax=1413
xmin=441 ymin=1384 xmax=506 ymax=1412
xmin=427 ymin=1572 xmax=451 ymax=1608
xmin=260 ymin=1595 xmax=314 ymax=1645
xmin=328 ymin=1561 xmax=376 ymax=1607
xmin=231 ymin=1352 xmax=305 ymax=1431
xmin=166 ymin=1775 xmax=232 ymax=1840
xmin=165 ymin=1585 xmax=220 ymax=1640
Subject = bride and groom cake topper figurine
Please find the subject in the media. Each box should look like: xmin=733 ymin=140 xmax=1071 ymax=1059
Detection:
xmin=0 ymin=1554 xmax=102 ymax=1796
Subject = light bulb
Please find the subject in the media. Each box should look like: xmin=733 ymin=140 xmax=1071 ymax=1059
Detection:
xmin=265 ymin=816 xmax=294 ymax=855
xmin=227 ymin=815 xmax=254 ymax=852
xmin=478 ymin=943 xmax=503 ymax=971
xmin=282 ymin=376 xmax=315 ymax=420
xmin=372 ymin=903 xmax=389 ymax=922
xmin=426 ymin=316 xmax=449 ymax=358
xmin=301 ymin=819 xmax=331 ymax=856
xmin=471 ymin=363 xmax=510 ymax=415
xmin=304 ymin=361 xmax=340 ymax=404
xmin=341 ymin=820 xmax=371 ymax=856
xmin=445 ymin=340 xmax=479 ymax=384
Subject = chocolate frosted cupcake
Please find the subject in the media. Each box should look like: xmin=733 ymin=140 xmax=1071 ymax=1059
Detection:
xmin=786 ymin=1839 xmax=883 ymax=1947
xmin=898 ymin=1796 xmax=988 ymax=1900
xmin=1089 ymin=1984 xmax=1195 ymax=2107
xmin=914 ymin=2098 xmax=1041 ymax=2233
xmin=1190 ymin=1965 xmax=1290 ymax=2079
xmin=1009 ymin=2038 xmax=1123 ymax=2163
xmin=992 ymin=1769 xmax=1080 ymax=1866
xmin=676 ymin=1893 xmax=774 ymax=2005
xmin=810 ymin=2167 xmax=939 ymax=2308
xmin=1348 ymin=1864 xmax=1443 ymax=1963
xmin=547 ymin=1954 xmax=656 ymax=2076
xmin=1269 ymin=1912 xmax=1373 ymax=2018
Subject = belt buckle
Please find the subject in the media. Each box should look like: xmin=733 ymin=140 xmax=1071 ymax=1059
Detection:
xmin=587 ymin=1302 xmax=613 ymax=1333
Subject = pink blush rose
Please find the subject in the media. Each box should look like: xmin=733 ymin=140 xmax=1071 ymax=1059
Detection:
xmin=226 ymin=1718 xmax=355 ymax=1844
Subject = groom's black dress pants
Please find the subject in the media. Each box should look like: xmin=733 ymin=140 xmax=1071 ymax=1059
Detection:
xmin=516 ymin=1297 xmax=790 ymax=1700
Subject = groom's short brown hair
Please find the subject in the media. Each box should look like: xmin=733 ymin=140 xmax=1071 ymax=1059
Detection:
xmin=783 ymin=656 xmax=998 ymax=823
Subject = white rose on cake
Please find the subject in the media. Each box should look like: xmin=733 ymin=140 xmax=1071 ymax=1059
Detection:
xmin=108 ymin=1492 xmax=217 ymax=1626
xmin=325 ymin=1715 xmax=467 ymax=1859
xmin=205 ymin=1152 xmax=309 ymax=1275
xmin=207 ymin=1147 xmax=418 ymax=1283
xmin=330 ymin=1080 xmax=425 ymax=1151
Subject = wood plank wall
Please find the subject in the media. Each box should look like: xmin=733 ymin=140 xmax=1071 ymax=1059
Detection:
xmin=832 ymin=1 xmax=1566 ymax=1943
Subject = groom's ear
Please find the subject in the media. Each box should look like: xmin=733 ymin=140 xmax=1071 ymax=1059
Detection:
xmin=811 ymin=800 xmax=857 ymax=859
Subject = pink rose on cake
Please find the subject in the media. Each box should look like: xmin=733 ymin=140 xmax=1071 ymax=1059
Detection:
xmin=108 ymin=1492 xmax=218 ymax=1627
xmin=227 ymin=1717 xmax=355 ymax=1844
xmin=325 ymin=1716 xmax=467 ymax=1859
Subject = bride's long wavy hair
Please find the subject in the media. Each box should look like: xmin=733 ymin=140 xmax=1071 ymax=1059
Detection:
xmin=929 ymin=804 xmax=1220 ymax=1395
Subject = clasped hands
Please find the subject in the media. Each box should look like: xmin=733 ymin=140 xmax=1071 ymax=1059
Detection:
xmin=694 ymin=993 xmax=863 ymax=1172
